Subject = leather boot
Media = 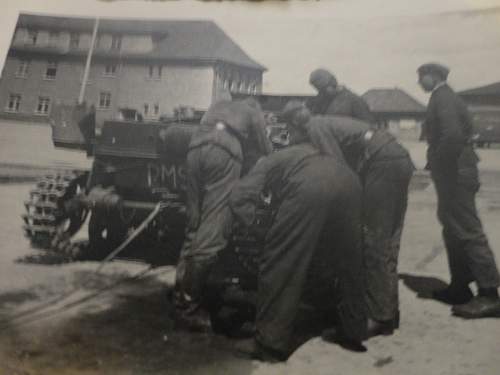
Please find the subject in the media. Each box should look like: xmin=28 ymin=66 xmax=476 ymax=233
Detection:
xmin=452 ymin=288 xmax=500 ymax=319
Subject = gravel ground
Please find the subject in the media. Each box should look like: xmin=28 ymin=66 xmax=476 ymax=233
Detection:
xmin=0 ymin=120 xmax=499 ymax=374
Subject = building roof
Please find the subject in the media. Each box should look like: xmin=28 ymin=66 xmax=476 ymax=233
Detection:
xmin=362 ymin=88 xmax=426 ymax=115
xmin=14 ymin=13 xmax=266 ymax=71
xmin=458 ymin=82 xmax=500 ymax=96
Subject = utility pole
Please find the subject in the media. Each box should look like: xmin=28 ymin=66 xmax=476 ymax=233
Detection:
xmin=78 ymin=17 xmax=99 ymax=104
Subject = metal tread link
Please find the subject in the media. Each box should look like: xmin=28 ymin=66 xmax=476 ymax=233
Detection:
xmin=22 ymin=171 xmax=79 ymax=248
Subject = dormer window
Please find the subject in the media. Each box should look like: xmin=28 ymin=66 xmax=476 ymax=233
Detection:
xmin=27 ymin=30 xmax=38 ymax=45
xmin=110 ymin=35 xmax=122 ymax=50
xmin=48 ymin=31 xmax=59 ymax=47
xmin=148 ymin=65 xmax=162 ymax=80
xmin=104 ymin=64 xmax=118 ymax=77
xmin=69 ymin=33 xmax=80 ymax=49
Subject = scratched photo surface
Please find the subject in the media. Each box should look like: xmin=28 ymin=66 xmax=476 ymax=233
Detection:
xmin=0 ymin=1 xmax=499 ymax=374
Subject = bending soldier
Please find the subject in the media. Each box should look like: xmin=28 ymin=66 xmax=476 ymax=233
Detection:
xmin=307 ymin=68 xmax=374 ymax=123
xmin=417 ymin=63 xmax=500 ymax=318
xmin=174 ymin=100 xmax=271 ymax=330
xmin=282 ymin=101 xmax=414 ymax=337
xmin=230 ymin=106 xmax=367 ymax=361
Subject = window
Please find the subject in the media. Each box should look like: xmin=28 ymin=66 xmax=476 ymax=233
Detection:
xmin=45 ymin=61 xmax=58 ymax=80
xmin=104 ymin=64 xmax=117 ymax=76
xmin=110 ymin=35 xmax=122 ymax=50
xmin=6 ymin=94 xmax=21 ymax=112
xmin=239 ymin=81 xmax=246 ymax=93
xmin=99 ymin=92 xmax=111 ymax=109
xmin=250 ymin=84 xmax=257 ymax=95
xmin=16 ymin=60 xmax=30 ymax=78
xmin=148 ymin=65 xmax=162 ymax=79
xmin=35 ymin=97 xmax=50 ymax=115
xmin=27 ymin=30 xmax=38 ymax=45
xmin=144 ymin=103 xmax=160 ymax=118
xmin=69 ymin=33 xmax=80 ymax=49
xmin=48 ymin=31 xmax=59 ymax=47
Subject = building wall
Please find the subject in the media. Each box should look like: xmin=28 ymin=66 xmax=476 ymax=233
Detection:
xmin=112 ymin=62 xmax=215 ymax=121
xmin=0 ymin=54 xmax=217 ymax=124
xmin=2 ymin=25 xmax=264 ymax=123
xmin=0 ymin=56 xmax=86 ymax=120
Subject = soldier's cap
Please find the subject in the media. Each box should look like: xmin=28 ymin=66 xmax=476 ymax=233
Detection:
xmin=417 ymin=63 xmax=450 ymax=80
xmin=309 ymin=68 xmax=337 ymax=89
xmin=281 ymin=100 xmax=310 ymax=127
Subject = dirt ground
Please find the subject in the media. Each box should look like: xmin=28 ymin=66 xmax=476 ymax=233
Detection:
xmin=0 ymin=120 xmax=499 ymax=374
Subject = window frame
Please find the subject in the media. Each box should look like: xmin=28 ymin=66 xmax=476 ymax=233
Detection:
xmin=98 ymin=92 xmax=112 ymax=109
xmin=147 ymin=65 xmax=163 ymax=80
xmin=15 ymin=60 xmax=30 ymax=78
xmin=35 ymin=96 xmax=51 ymax=115
xmin=5 ymin=94 xmax=22 ymax=113
xmin=103 ymin=64 xmax=118 ymax=77
xmin=44 ymin=60 xmax=58 ymax=80
xmin=143 ymin=102 xmax=160 ymax=119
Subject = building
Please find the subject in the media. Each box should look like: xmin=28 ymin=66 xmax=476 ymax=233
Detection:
xmin=0 ymin=13 xmax=266 ymax=124
xmin=458 ymin=82 xmax=500 ymax=146
xmin=362 ymin=88 xmax=426 ymax=139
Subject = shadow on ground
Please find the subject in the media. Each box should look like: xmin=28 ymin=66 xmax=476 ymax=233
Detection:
xmin=399 ymin=273 xmax=448 ymax=300
xmin=0 ymin=271 xmax=256 ymax=375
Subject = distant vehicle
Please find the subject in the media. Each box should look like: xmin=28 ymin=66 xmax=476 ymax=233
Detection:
xmin=470 ymin=107 xmax=500 ymax=148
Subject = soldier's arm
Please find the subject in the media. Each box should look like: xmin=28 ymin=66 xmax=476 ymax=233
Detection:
xmin=230 ymin=153 xmax=283 ymax=228
xmin=434 ymin=94 xmax=464 ymax=163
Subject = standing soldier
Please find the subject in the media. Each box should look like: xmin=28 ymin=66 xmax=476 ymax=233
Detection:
xmin=283 ymin=101 xmax=414 ymax=337
xmin=174 ymin=100 xmax=272 ymax=330
xmin=307 ymin=68 xmax=374 ymax=123
xmin=417 ymin=63 xmax=500 ymax=318
xmin=230 ymin=103 xmax=367 ymax=361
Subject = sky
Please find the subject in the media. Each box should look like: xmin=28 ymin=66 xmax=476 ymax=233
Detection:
xmin=2 ymin=0 xmax=500 ymax=103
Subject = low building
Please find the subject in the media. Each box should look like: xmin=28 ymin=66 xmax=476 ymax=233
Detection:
xmin=362 ymin=88 xmax=426 ymax=139
xmin=0 ymin=13 xmax=266 ymax=124
xmin=459 ymin=82 xmax=500 ymax=146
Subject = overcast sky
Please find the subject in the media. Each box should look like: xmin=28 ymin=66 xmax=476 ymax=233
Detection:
xmin=2 ymin=0 xmax=500 ymax=103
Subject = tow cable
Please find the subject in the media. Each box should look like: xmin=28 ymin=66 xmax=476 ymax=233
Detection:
xmin=0 ymin=202 xmax=169 ymax=331
xmin=96 ymin=202 xmax=163 ymax=273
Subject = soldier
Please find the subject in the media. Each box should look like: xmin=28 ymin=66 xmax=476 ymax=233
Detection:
xmin=417 ymin=63 xmax=500 ymax=318
xmin=174 ymin=100 xmax=272 ymax=330
xmin=307 ymin=68 xmax=374 ymax=123
xmin=283 ymin=101 xmax=414 ymax=337
xmin=230 ymin=102 xmax=367 ymax=361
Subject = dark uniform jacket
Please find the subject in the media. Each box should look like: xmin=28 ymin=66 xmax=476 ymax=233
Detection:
xmin=305 ymin=115 xmax=398 ymax=172
xmin=195 ymin=100 xmax=272 ymax=174
xmin=425 ymin=84 xmax=478 ymax=174
xmin=307 ymin=87 xmax=374 ymax=123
